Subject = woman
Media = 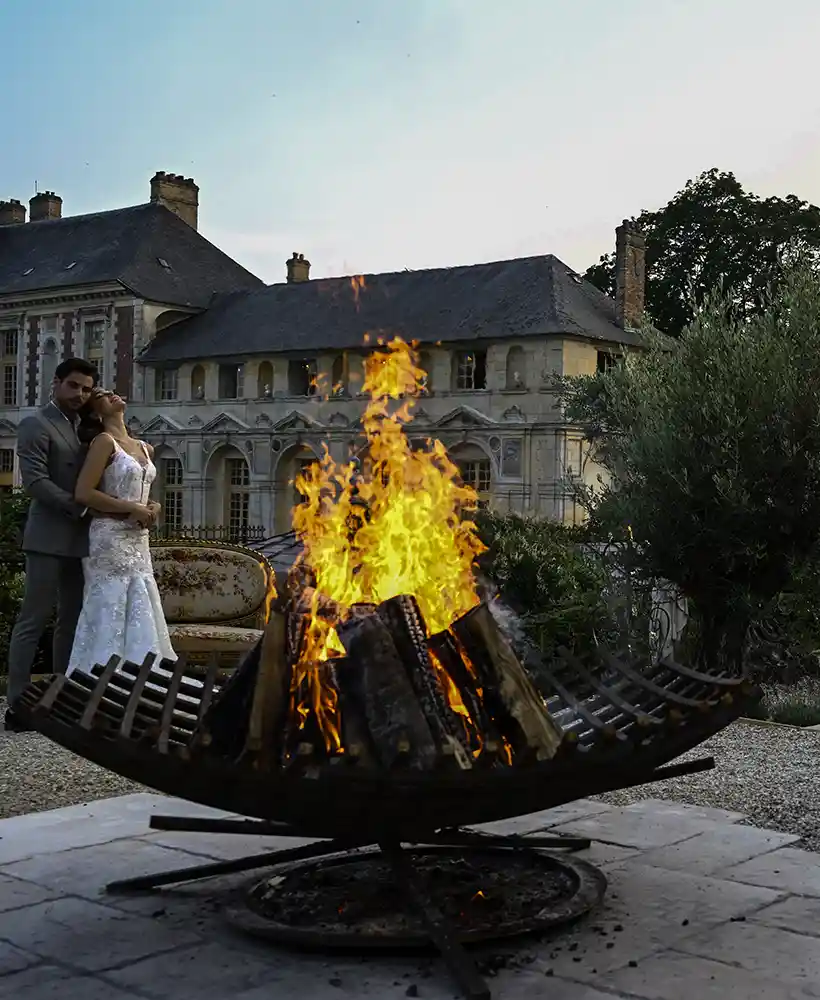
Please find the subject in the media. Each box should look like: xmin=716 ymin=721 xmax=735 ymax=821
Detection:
xmin=67 ymin=388 xmax=177 ymax=676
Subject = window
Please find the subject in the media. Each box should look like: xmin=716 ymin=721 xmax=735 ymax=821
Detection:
xmin=288 ymin=358 xmax=318 ymax=396
xmin=256 ymin=360 xmax=274 ymax=398
xmin=0 ymin=449 xmax=13 ymax=473
xmin=226 ymin=457 xmax=250 ymax=538
xmin=160 ymin=458 xmax=183 ymax=532
xmin=84 ymin=319 xmax=106 ymax=386
xmin=455 ymin=350 xmax=487 ymax=391
xmin=191 ymin=364 xmax=206 ymax=400
xmin=3 ymin=365 xmax=17 ymax=406
xmin=596 ymin=351 xmax=621 ymax=373
xmin=1 ymin=329 xmax=18 ymax=406
xmin=42 ymin=316 xmax=58 ymax=336
xmin=2 ymin=330 xmax=18 ymax=357
xmin=218 ymin=364 xmax=244 ymax=399
xmin=459 ymin=459 xmax=491 ymax=496
xmin=156 ymin=368 xmax=179 ymax=401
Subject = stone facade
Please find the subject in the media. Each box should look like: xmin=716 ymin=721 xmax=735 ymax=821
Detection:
xmin=0 ymin=300 xmax=620 ymax=531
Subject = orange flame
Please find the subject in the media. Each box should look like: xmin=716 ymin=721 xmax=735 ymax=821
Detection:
xmin=293 ymin=338 xmax=486 ymax=650
xmin=350 ymin=274 xmax=366 ymax=309
xmin=287 ymin=339 xmax=487 ymax=753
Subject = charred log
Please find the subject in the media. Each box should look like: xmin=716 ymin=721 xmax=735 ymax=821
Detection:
xmin=244 ymin=611 xmax=291 ymax=770
xmin=338 ymin=613 xmax=439 ymax=770
xmin=451 ymin=603 xmax=563 ymax=762
xmin=331 ymin=656 xmax=378 ymax=767
xmin=377 ymin=596 xmax=472 ymax=770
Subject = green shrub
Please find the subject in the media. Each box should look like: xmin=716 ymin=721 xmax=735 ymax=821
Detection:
xmin=475 ymin=510 xmax=615 ymax=656
xmin=747 ymin=677 xmax=820 ymax=727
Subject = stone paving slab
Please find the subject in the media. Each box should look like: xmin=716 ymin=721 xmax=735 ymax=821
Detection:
xmin=604 ymin=949 xmax=810 ymax=1000
xmin=0 ymin=965 xmax=147 ymax=999
xmin=528 ymin=861 xmax=784 ymax=983
xmin=0 ymin=896 xmax=201 ymax=973
xmin=677 ymin=919 xmax=820 ymax=997
xmin=716 ymin=846 xmax=820 ymax=896
xmin=635 ymin=824 xmax=800 ymax=876
xmin=0 ymin=792 xmax=817 ymax=999
xmin=550 ymin=805 xmax=730 ymax=850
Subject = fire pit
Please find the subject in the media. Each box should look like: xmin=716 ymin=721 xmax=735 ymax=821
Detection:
xmin=16 ymin=337 xmax=759 ymax=1000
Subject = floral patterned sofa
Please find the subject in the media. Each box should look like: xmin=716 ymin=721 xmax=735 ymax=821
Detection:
xmin=150 ymin=540 xmax=275 ymax=669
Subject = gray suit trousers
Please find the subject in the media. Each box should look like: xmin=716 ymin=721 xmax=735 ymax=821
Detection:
xmin=6 ymin=552 xmax=85 ymax=707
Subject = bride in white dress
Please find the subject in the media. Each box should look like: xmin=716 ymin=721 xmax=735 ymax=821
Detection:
xmin=67 ymin=388 xmax=177 ymax=677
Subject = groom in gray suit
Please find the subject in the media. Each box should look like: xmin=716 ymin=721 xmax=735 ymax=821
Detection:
xmin=4 ymin=357 xmax=98 ymax=732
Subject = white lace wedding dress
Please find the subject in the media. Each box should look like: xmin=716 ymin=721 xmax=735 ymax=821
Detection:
xmin=67 ymin=441 xmax=177 ymax=677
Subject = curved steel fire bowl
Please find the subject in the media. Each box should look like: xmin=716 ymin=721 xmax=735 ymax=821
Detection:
xmin=227 ymin=845 xmax=606 ymax=952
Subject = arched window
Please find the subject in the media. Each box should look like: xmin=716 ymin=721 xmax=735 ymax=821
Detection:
xmin=257 ymin=361 xmax=273 ymax=398
xmin=190 ymin=364 xmax=206 ymax=400
xmin=505 ymin=346 xmax=526 ymax=389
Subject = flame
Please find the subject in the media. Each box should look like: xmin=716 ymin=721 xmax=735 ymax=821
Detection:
xmin=289 ymin=337 xmax=487 ymax=751
xmin=350 ymin=274 xmax=366 ymax=309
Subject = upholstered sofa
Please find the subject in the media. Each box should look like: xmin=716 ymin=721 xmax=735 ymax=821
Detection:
xmin=150 ymin=540 xmax=275 ymax=669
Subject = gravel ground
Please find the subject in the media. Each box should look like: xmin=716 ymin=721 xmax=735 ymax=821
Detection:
xmin=0 ymin=696 xmax=146 ymax=818
xmin=3 ymin=697 xmax=820 ymax=849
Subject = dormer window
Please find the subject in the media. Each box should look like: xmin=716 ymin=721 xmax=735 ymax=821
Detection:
xmin=454 ymin=350 xmax=487 ymax=391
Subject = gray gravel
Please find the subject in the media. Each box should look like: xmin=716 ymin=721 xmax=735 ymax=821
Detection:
xmin=0 ymin=696 xmax=145 ymax=819
xmin=595 ymin=718 xmax=820 ymax=851
xmin=3 ymin=698 xmax=820 ymax=850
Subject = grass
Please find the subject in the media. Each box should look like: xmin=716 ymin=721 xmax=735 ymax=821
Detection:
xmin=746 ymin=676 xmax=820 ymax=727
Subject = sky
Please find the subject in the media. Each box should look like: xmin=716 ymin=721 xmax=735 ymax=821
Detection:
xmin=2 ymin=0 xmax=819 ymax=284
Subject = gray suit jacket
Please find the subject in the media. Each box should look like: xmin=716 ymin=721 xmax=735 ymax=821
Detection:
xmin=17 ymin=402 xmax=90 ymax=559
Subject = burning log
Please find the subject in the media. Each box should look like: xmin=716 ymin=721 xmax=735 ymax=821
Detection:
xmin=451 ymin=603 xmax=563 ymax=762
xmin=428 ymin=629 xmax=502 ymax=762
xmin=377 ymin=596 xmax=472 ymax=770
xmin=337 ymin=612 xmax=439 ymax=770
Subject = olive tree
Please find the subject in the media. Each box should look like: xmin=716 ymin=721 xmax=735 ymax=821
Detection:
xmin=556 ymin=266 xmax=820 ymax=669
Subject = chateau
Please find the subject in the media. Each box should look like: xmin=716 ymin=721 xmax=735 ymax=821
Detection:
xmin=0 ymin=171 xmax=646 ymax=536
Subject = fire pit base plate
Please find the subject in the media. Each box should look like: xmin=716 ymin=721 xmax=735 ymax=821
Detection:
xmin=227 ymin=845 xmax=606 ymax=952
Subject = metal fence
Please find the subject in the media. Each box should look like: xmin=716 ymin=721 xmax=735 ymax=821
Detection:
xmin=150 ymin=524 xmax=267 ymax=545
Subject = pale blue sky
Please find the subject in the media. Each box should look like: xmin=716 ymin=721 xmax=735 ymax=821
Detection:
xmin=2 ymin=0 xmax=819 ymax=283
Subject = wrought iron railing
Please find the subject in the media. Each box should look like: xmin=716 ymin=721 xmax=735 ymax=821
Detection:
xmin=150 ymin=524 xmax=267 ymax=545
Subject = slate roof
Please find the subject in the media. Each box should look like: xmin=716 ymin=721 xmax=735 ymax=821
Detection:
xmin=139 ymin=253 xmax=643 ymax=363
xmin=0 ymin=203 xmax=264 ymax=307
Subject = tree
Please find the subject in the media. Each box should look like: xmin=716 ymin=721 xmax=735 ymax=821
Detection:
xmin=585 ymin=169 xmax=820 ymax=337
xmin=556 ymin=266 xmax=820 ymax=670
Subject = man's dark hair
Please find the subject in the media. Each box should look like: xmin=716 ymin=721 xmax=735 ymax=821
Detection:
xmin=54 ymin=357 xmax=99 ymax=383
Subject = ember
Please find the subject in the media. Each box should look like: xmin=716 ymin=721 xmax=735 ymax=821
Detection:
xmin=265 ymin=336 xmax=563 ymax=772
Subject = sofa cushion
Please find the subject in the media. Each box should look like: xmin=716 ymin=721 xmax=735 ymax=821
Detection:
xmin=152 ymin=543 xmax=272 ymax=625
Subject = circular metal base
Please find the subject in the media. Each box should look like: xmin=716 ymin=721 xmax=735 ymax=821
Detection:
xmin=226 ymin=845 xmax=606 ymax=953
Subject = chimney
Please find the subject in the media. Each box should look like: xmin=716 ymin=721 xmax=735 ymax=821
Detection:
xmin=29 ymin=191 xmax=62 ymax=222
xmin=286 ymin=252 xmax=311 ymax=283
xmin=150 ymin=171 xmax=199 ymax=230
xmin=615 ymin=219 xmax=646 ymax=330
xmin=0 ymin=199 xmax=26 ymax=226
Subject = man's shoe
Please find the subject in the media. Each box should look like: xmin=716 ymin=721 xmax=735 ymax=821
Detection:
xmin=3 ymin=708 xmax=33 ymax=733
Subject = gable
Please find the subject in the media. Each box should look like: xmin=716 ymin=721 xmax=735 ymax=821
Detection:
xmin=272 ymin=410 xmax=325 ymax=432
xmin=200 ymin=412 xmax=251 ymax=434
xmin=436 ymin=405 xmax=495 ymax=429
xmin=138 ymin=414 xmax=184 ymax=435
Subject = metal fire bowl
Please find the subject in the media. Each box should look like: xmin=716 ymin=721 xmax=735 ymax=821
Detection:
xmin=226 ymin=845 xmax=607 ymax=953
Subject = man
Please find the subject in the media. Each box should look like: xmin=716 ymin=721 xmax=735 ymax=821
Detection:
xmin=4 ymin=358 xmax=97 ymax=732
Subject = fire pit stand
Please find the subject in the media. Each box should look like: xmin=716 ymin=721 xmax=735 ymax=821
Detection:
xmin=106 ymin=816 xmax=604 ymax=1000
